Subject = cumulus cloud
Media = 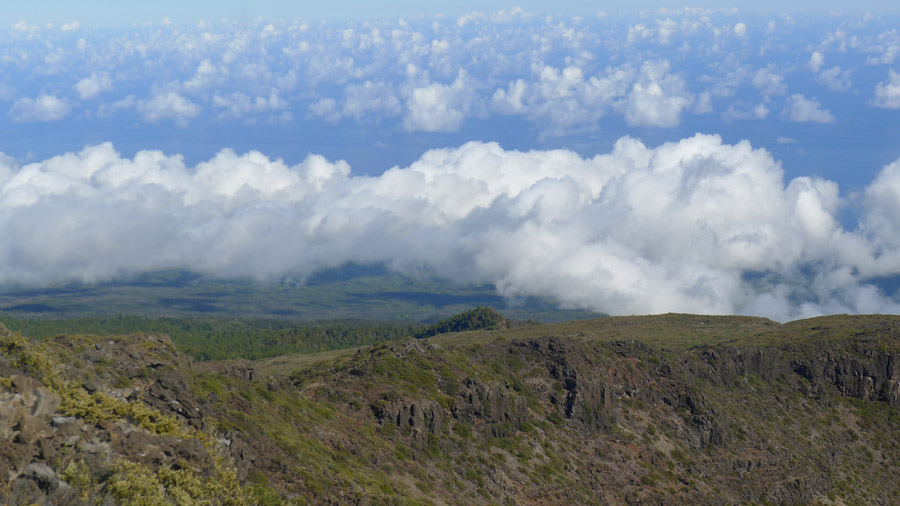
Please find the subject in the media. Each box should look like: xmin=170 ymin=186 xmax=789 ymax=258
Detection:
xmin=873 ymin=70 xmax=900 ymax=109
xmin=96 ymin=95 xmax=136 ymax=118
xmin=808 ymin=51 xmax=824 ymax=72
xmin=1 ymin=13 xmax=893 ymax=135
xmin=308 ymin=80 xmax=402 ymax=124
xmin=74 ymin=72 xmax=114 ymax=100
xmin=490 ymin=59 xmax=692 ymax=133
xmin=815 ymin=66 xmax=852 ymax=92
xmin=752 ymin=66 xmax=788 ymax=96
xmin=617 ymin=61 xmax=693 ymax=127
xmin=2 ymin=136 xmax=900 ymax=320
xmin=491 ymin=64 xmax=632 ymax=136
xmin=212 ymin=89 xmax=289 ymax=122
xmin=403 ymin=72 xmax=477 ymax=132
xmin=864 ymin=29 xmax=899 ymax=65
xmin=627 ymin=24 xmax=654 ymax=44
xmin=136 ymin=92 xmax=200 ymax=127
xmin=8 ymin=94 xmax=71 ymax=122
xmin=693 ymin=91 xmax=713 ymax=114
xmin=861 ymin=158 xmax=900 ymax=264
xmin=780 ymin=94 xmax=835 ymax=123
xmin=184 ymin=59 xmax=226 ymax=93
xmin=723 ymin=101 xmax=769 ymax=121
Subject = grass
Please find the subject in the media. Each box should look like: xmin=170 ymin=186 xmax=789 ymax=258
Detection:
xmin=256 ymin=313 xmax=900 ymax=380
xmin=254 ymin=348 xmax=357 ymax=376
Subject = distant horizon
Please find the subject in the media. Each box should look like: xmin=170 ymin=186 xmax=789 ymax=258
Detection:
xmin=4 ymin=2 xmax=900 ymax=27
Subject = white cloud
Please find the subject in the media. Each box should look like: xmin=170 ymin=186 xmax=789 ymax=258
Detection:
xmin=752 ymin=65 xmax=788 ymax=96
xmin=627 ymin=24 xmax=654 ymax=44
xmin=403 ymin=71 xmax=477 ymax=132
xmin=617 ymin=60 xmax=693 ymax=127
xmin=0 ymin=13 xmax=890 ymax=136
xmin=96 ymin=95 xmax=135 ymax=118
xmin=861 ymin=158 xmax=900 ymax=263
xmin=815 ymin=66 xmax=852 ymax=92
xmin=308 ymin=98 xmax=339 ymax=122
xmin=873 ymin=70 xmax=900 ymax=109
xmin=4 ymin=135 xmax=899 ymax=320
xmin=723 ymin=101 xmax=769 ymax=120
xmin=780 ymin=94 xmax=835 ymax=123
xmin=308 ymin=81 xmax=402 ymax=124
xmin=184 ymin=59 xmax=225 ymax=92
xmin=491 ymin=64 xmax=632 ymax=136
xmin=808 ymin=51 xmax=825 ymax=72
xmin=136 ymin=92 xmax=200 ymax=127
xmin=61 ymin=21 xmax=80 ymax=31
xmin=656 ymin=19 xmax=678 ymax=45
xmin=74 ymin=72 xmax=113 ymax=100
xmin=693 ymin=91 xmax=713 ymax=114
xmin=864 ymin=29 xmax=899 ymax=65
xmin=342 ymin=81 xmax=403 ymax=121
xmin=212 ymin=89 xmax=289 ymax=122
xmin=8 ymin=94 xmax=71 ymax=122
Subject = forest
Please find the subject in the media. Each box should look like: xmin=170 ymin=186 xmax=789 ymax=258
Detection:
xmin=0 ymin=314 xmax=421 ymax=361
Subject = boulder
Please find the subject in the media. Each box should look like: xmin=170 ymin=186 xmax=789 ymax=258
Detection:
xmin=14 ymin=414 xmax=52 ymax=444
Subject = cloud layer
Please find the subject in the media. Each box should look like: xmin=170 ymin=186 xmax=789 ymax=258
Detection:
xmin=2 ymin=10 xmax=898 ymax=135
xmin=2 ymin=136 xmax=900 ymax=321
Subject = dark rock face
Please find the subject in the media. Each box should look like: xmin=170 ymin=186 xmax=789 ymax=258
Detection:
xmin=454 ymin=378 xmax=528 ymax=430
xmin=389 ymin=400 xmax=444 ymax=441
xmin=357 ymin=327 xmax=900 ymax=504
xmin=694 ymin=343 xmax=900 ymax=406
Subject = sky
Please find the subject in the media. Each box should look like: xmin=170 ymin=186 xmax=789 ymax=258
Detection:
xmin=2 ymin=3 xmax=900 ymax=321
xmin=5 ymin=1 xmax=900 ymax=26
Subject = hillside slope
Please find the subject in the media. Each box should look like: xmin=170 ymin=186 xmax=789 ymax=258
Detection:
xmin=3 ymin=314 xmax=900 ymax=504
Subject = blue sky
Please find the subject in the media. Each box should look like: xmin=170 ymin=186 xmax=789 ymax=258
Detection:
xmin=1 ymin=4 xmax=900 ymax=320
xmin=5 ymin=1 xmax=899 ymax=25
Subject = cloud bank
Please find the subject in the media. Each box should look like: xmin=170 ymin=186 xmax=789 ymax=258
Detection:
xmin=2 ymin=10 xmax=898 ymax=136
xmin=2 ymin=136 xmax=900 ymax=321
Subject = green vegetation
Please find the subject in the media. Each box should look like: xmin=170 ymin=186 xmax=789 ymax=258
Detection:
xmin=0 ymin=324 xmax=263 ymax=505
xmin=4 ymin=312 xmax=900 ymax=505
xmin=0 ymin=268 xmax=602 ymax=322
xmin=414 ymin=306 xmax=510 ymax=339
xmin=0 ymin=315 xmax=419 ymax=361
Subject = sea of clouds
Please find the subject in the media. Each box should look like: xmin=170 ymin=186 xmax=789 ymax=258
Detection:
xmin=2 ymin=9 xmax=900 ymax=320
xmin=2 ymin=135 xmax=900 ymax=321
xmin=2 ymin=9 xmax=899 ymax=137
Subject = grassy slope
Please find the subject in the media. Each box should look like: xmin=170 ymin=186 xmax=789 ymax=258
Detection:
xmin=255 ymin=313 xmax=783 ymax=376
xmin=237 ymin=313 xmax=900 ymax=504
xmin=6 ymin=313 xmax=900 ymax=504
